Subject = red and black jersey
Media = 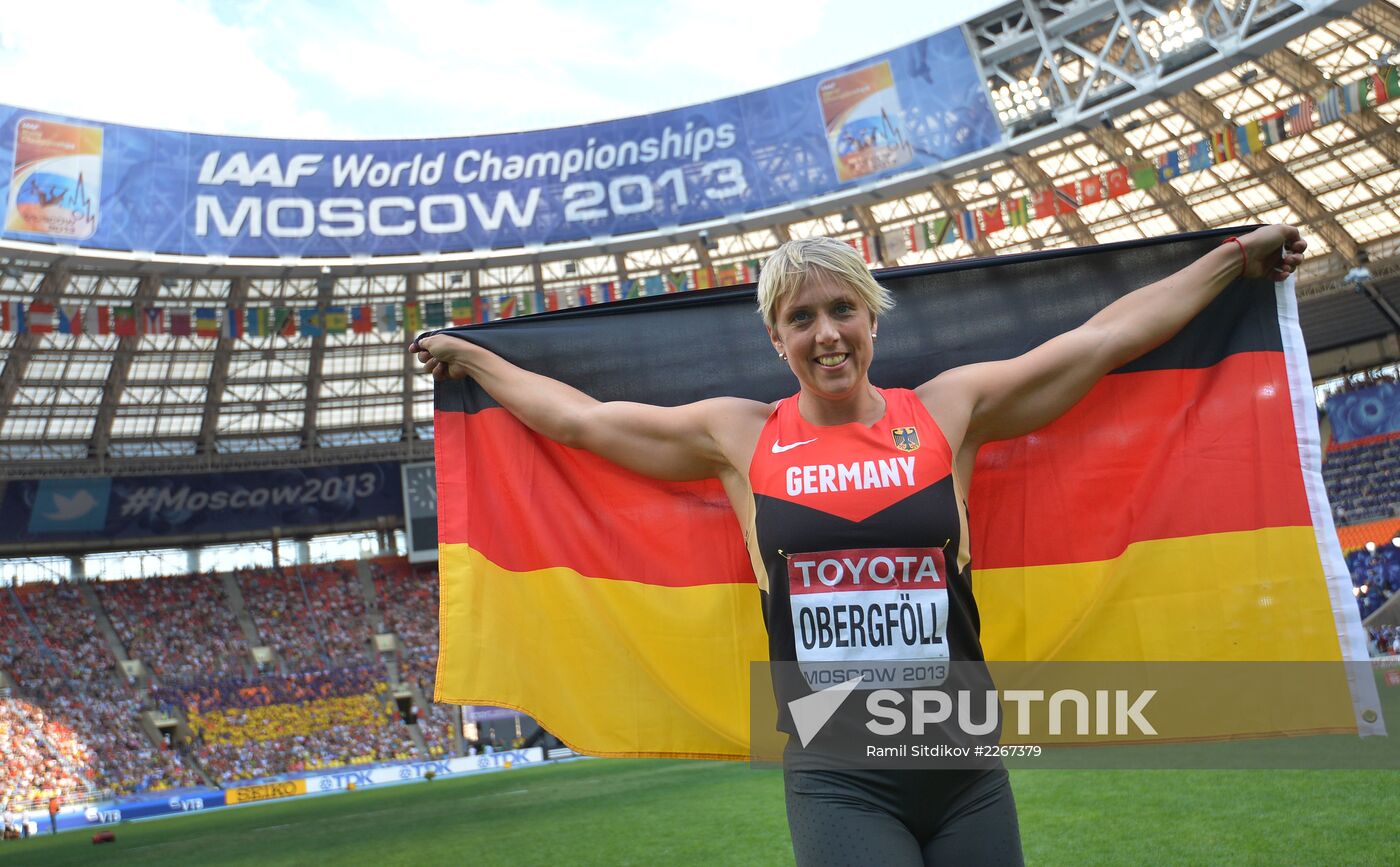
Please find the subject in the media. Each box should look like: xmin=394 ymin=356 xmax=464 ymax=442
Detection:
xmin=747 ymin=388 xmax=984 ymax=696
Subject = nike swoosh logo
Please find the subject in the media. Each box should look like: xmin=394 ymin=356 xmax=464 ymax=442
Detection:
xmin=771 ymin=438 xmax=817 ymax=454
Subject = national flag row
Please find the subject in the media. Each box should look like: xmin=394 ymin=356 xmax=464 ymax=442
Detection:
xmin=543 ymin=261 xmax=760 ymax=310
xmin=0 ymin=262 xmax=764 ymax=338
xmin=859 ymin=65 xmax=1399 ymax=262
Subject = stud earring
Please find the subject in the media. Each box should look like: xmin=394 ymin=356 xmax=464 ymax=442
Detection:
xmin=779 ymin=353 xmax=788 ymax=360
xmin=871 ymin=332 xmax=878 ymax=340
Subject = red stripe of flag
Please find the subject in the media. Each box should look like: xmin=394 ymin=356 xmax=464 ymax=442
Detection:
xmin=436 ymin=407 xmax=752 ymax=588
xmin=970 ymin=351 xmax=1309 ymax=569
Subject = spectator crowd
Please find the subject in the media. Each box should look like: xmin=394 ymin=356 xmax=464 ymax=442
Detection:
xmin=237 ymin=562 xmax=371 ymax=672
xmin=1345 ymin=545 xmax=1400 ymax=620
xmin=4 ymin=556 xmax=468 ymax=803
xmin=1326 ymin=437 xmax=1400 ymax=527
xmin=162 ymin=667 xmax=415 ymax=782
xmin=97 ymin=573 xmax=250 ymax=680
xmin=1 ymin=584 xmax=194 ymax=798
xmin=2 ymin=698 xmax=89 ymax=806
xmin=371 ymin=559 xmax=453 ymax=753
xmin=1369 ymin=624 xmax=1400 ymax=656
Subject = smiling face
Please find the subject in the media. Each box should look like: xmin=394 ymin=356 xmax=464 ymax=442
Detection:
xmin=768 ymin=277 xmax=877 ymax=402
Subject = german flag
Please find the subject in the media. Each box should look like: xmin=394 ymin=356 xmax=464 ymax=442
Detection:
xmin=431 ymin=230 xmax=1380 ymax=759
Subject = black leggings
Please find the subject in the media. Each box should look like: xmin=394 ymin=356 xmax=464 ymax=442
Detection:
xmin=783 ymin=765 xmax=1023 ymax=866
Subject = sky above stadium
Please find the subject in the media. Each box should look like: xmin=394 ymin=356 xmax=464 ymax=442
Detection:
xmin=0 ymin=0 xmax=1006 ymax=140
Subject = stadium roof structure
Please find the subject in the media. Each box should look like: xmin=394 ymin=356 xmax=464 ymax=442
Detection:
xmin=1 ymin=0 xmax=1398 ymax=487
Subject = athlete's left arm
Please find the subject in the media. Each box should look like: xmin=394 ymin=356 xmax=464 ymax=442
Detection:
xmin=918 ymin=224 xmax=1305 ymax=450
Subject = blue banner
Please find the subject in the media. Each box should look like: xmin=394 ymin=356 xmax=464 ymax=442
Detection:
xmin=40 ymin=789 xmax=224 ymax=835
xmin=0 ymin=28 xmax=996 ymax=258
xmin=0 ymin=462 xmax=402 ymax=545
xmin=1326 ymin=382 xmax=1400 ymax=444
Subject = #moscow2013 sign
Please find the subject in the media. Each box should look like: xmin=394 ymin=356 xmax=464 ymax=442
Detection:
xmin=0 ymin=27 xmax=997 ymax=258
xmin=0 ymin=463 xmax=403 ymax=547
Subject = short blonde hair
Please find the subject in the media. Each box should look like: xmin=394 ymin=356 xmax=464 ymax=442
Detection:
xmin=756 ymin=236 xmax=894 ymax=329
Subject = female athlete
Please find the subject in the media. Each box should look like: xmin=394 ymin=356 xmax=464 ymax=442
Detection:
xmin=412 ymin=224 xmax=1304 ymax=865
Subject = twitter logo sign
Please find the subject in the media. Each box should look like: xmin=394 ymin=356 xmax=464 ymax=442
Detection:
xmin=28 ymin=479 xmax=112 ymax=534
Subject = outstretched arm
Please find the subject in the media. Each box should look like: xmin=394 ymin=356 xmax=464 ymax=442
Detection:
xmin=412 ymin=334 xmax=757 ymax=481
xmin=922 ymin=224 xmax=1306 ymax=449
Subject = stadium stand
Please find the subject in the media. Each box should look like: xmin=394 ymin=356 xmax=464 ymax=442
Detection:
xmin=0 ymin=584 xmax=199 ymax=799
xmin=1371 ymin=624 xmax=1400 ymax=654
xmin=236 ymin=562 xmax=372 ymax=672
xmin=38 ymin=692 xmax=197 ymax=795
xmin=370 ymin=557 xmax=452 ymax=753
xmin=1346 ymin=545 xmax=1400 ymax=619
xmin=164 ymin=666 xmax=416 ymax=782
xmin=1334 ymin=515 xmax=1400 ymax=555
xmin=1 ymin=696 xmax=89 ymax=804
xmin=2 ymin=583 xmax=116 ymax=696
xmin=95 ymin=572 xmax=251 ymax=680
xmin=1324 ymin=436 xmax=1400 ymax=526
xmin=1322 ymin=377 xmax=1400 ymax=620
xmin=2 ymin=0 xmax=1399 ymax=836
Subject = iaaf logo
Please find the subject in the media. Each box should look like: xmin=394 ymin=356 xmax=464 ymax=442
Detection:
xmin=788 ymin=676 xmax=1157 ymax=748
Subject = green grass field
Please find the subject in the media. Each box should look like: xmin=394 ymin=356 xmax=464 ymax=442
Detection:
xmin=4 ymin=759 xmax=1398 ymax=866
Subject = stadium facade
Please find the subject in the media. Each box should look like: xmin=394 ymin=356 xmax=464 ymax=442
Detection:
xmin=2 ymin=0 xmax=1400 ymax=833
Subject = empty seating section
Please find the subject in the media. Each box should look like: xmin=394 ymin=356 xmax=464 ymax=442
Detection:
xmin=164 ymin=668 xmax=416 ymax=782
xmin=97 ymin=573 xmax=250 ymax=679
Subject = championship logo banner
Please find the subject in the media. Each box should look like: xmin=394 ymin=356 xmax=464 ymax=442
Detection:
xmin=6 ymin=117 xmax=101 ymax=240
xmin=431 ymin=231 xmax=1381 ymax=759
xmin=0 ymin=26 xmax=995 ymax=257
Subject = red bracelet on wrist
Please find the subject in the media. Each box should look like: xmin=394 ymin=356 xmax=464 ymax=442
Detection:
xmin=1221 ymin=236 xmax=1247 ymax=274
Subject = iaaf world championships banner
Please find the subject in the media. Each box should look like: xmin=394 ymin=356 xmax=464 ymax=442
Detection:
xmin=0 ymin=28 xmax=997 ymax=258
xmin=0 ymin=462 xmax=402 ymax=546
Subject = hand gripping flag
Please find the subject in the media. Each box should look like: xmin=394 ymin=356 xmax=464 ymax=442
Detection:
xmin=430 ymin=230 xmax=1382 ymax=759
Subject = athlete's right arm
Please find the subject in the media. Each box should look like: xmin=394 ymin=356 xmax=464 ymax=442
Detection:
xmin=413 ymin=333 xmax=756 ymax=482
